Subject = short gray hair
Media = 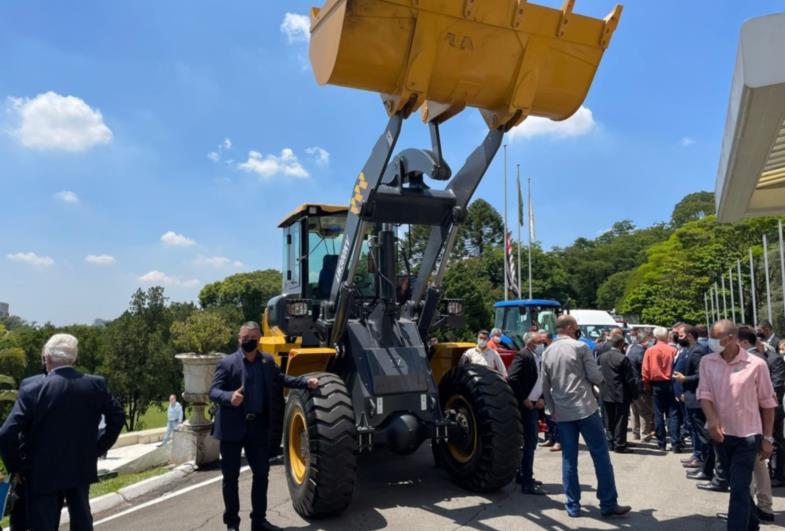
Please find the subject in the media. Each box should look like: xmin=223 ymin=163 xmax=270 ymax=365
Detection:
xmin=653 ymin=326 xmax=669 ymax=341
xmin=490 ymin=328 xmax=502 ymax=337
xmin=239 ymin=321 xmax=261 ymax=335
xmin=43 ymin=333 xmax=78 ymax=365
xmin=523 ymin=332 xmax=539 ymax=345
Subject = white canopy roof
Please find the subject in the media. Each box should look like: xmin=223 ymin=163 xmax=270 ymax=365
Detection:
xmin=716 ymin=12 xmax=785 ymax=221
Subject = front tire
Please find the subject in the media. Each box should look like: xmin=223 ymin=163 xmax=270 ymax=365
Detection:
xmin=435 ymin=364 xmax=522 ymax=492
xmin=283 ymin=372 xmax=357 ymax=518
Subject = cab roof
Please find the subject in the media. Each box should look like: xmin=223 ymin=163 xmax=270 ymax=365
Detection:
xmin=278 ymin=204 xmax=348 ymax=228
xmin=494 ymin=299 xmax=561 ymax=308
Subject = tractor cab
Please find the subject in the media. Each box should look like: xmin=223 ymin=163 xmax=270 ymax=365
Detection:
xmin=493 ymin=299 xmax=562 ymax=354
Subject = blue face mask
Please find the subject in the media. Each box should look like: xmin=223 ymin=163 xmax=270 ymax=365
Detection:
xmin=534 ymin=345 xmax=545 ymax=355
xmin=708 ymin=338 xmax=722 ymax=353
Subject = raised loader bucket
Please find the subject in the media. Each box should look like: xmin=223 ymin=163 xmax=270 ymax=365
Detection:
xmin=310 ymin=0 xmax=621 ymax=129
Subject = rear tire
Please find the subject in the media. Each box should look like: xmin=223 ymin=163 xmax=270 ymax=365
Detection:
xmin=283 ymin=372 xmax=357 ymax=518
xmin=435 ymin=364 xmax=522 ymax=492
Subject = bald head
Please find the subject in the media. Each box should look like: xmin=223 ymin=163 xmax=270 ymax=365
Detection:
xmin=556 ymin=315 xmax=579 ymax=339
xmin=712 ymin=319 xmax=738 ymax=338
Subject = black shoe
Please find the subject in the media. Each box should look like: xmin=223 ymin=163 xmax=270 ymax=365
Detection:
xmin=614 ymin=447 xmax=632 ymax=454
xmin=658 ymin=444 xmax=667 ymax=451
xmin=521 ymin=484 xmax=548 ymax=495
xmin=686 ymin=471 xmax=711 ymax=480
xmin=671 ymin=446 xmax=684 ymax=454
xmin=533 ymin=479 xmax=543 ymax=486
xmin=601 ymin=505 xmax=631 ymax=517
xmin=757 ymin=507 xmax=775 ymax=522
xmin=697 ymin=482 xmax=727 ymax=492
xmin=254 ymin=520 xmax=283 ymax=531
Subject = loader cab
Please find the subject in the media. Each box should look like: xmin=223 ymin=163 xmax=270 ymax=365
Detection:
xmin=493 ymin=299 xmax=562 ymax=350
xmin=278 ymin=203 xmax=374 ymax=302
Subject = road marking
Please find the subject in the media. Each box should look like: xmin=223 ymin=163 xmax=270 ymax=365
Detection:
xmin=94 ymin=466 xmax=250 ymax=527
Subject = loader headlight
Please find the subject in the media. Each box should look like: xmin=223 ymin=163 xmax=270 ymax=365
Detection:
xmin=286 ymin=299 xmax=310 ymax=317
xmin=445 ymin=299 xmax=463 ymax=316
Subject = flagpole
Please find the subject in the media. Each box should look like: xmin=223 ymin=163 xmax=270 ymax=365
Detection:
xmin=527 ymin=174 xmax=533 ymax=300
xmin=503 ymin=143 xmax=508 ymax=301
xmin=516 ymin=164 xmax=522 ymax=300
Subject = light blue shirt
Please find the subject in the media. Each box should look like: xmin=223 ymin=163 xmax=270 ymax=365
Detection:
xmin=167 ymin=402 xmax=183 ymax=422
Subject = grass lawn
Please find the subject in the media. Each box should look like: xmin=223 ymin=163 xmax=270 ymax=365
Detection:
xmin=122 ymin=402 xmax=168 ymax=433
xmin=0 ymin=467 xmax=169 ymax=527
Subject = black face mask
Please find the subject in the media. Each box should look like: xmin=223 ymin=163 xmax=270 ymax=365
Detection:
xmin=677 ymin=338 xmax=690 ymax=348
xmin=574 ymin=329 xmax=582 ymax=339
xmin=241 ymin=338 xmax=259 ymax=353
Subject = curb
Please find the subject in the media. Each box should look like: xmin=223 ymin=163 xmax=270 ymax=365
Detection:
xmin=60 ymin=461 xmax=197 ymax=525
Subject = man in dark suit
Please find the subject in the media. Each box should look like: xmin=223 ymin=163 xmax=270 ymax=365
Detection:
xmin=0 ymin=333 xmax=125 ymax=530
xmin=627 ymin=330 xmax=654 ymax=441
xmin=673 ymin=325 xmax=712 ymax=470
xmin=598 ymin=333 xmax=638 ymax=453
xmin=757 ymin=320 xmax=781 ymax=352
xmin=210 ymin=322 xmax=319 ymax=531
xmin=508 ymin=331 xmax=547 ymax=495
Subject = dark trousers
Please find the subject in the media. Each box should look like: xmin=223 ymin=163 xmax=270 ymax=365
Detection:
xmin=722 ymin=435 xmax=761 ymax=531
xmin=687 ymin=407 xmax=708 ymax=462
xmin=219 ymin=419 xmax=271 ymax=529
xmin=602 ymin=401 xmax=630 ymax=450
xmin=27 ymin=484 xmax=91 ymax=531
xmin=773 ymin=398 xmax=785 ymax=481
xmin=651 ymin=382 xmax=680 ymax=449
xmin=9 ymin=481 xmax=28 ymax=531
xmin=545 ymin=414 xmax=559 ymax=443
xmin=702 ymin=440 xmax=729 ymax=488
xmin=519 ymin=407 xmax=539 ymax=488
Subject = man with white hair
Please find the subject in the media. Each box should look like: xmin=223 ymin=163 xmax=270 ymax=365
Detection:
xmin=0 ymin=333 xmax=125 ymax=530
xmin=642 ymin=326 xmax=679 ymax=452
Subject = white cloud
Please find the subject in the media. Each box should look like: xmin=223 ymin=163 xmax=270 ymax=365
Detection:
xmin=281 ymin=13 xmax=310 ymax=43
xmin=238 ymin=148 xmax=309 ymax=179
xmin=85 ymin=254 xmax=116 ymax=266
xmin=194 ymin=256 xmax=244 ymax=269
xmin=6 ymin=91 xmax=112 ymax=151
xmin=222 ymin=138 xmax=232 ymax=149
xmin=207 ymin=151 xmax=220 ymax=162
xmin=160 ymin=231 xmax=196 ymax=247
xmin=508 ymin=106 xmax=596 ymax=141
xmin=7 ymin=251 xmax=54 ymax=268
xmin=305 ymin=146 xmax=330 ymax=167
xmin=207 ymin=137 xmax=232 ymax=163
xmin=680 ymin=137 xmax=696 ymax=147
xmin=138 ymin=270 xmax=199 ymax=288
xmin=55 ymin=190 xmax=79 ymax=204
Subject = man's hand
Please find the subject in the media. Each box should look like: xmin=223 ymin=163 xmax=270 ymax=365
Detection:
xmin=306 ymin=377 xmax=319 ymax=390
xmin=523 ymin=399 xmax=534 ymax=410
xmin=535 ymin=399 xmax=545 ymax=410
xmin=761 ymin=438 xmax=774 ymax=460
xmin=672 ymin=371 xmax=686 ymax=383
xmin=708 ymin=422 xmax=725 ymax=443
xmin=230 ymin=388 xmax=244 ymax=407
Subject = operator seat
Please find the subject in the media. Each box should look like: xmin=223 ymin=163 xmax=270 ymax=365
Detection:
xmin=317 ymin=254 xmax=339 ymax=299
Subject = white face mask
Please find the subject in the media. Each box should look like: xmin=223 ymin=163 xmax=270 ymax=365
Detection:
xmin=708 ymin=338 xmax=723 ymax=353
xmin=534 ymin=344 xmax=545 ymax=355
xmin=477 ymin=339 xmax=488 ymax=349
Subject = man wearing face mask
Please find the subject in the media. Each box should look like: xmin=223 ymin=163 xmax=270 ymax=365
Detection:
xmin=210 ymin=322 xmax=319 ymax=531
xmin=627 ymin=330 xmax=655 ymax=442
xmin=699 ymin=320 xmax=777 ymax=531
xmin=508 ymin=332 xmax=547 ymax=495
xmin=459 ymin=329 xmax=508 ymax=377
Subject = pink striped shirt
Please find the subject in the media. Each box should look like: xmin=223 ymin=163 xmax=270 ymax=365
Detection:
xmin=697 ymin=349 xmax=777 ymax=437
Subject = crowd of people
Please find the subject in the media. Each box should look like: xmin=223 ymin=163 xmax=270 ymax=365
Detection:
xmin=461 ymin=316 xmax=784 ymax=529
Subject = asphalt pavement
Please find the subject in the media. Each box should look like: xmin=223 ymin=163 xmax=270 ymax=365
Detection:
xmin=87 ymin=437 xmax=785 ymax=531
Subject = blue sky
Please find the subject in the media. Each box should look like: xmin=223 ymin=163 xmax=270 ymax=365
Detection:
xmin=1 ymin=0 xmax=782 ymax=325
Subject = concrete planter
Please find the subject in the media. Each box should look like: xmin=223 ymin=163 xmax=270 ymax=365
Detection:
xmin=173 ymin=352 xmax=224 ymax=466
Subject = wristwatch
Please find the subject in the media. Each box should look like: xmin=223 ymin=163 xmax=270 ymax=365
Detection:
xmin=764 ymin=436 xmax=775 ymax=444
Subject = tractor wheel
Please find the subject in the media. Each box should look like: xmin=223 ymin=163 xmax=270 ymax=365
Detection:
xmin=283 ymin=372 xmax=357 ymax=518
xmin=435 ymin=364 xmax=522 ymax=492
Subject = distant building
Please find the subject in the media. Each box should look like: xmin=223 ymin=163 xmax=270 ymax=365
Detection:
xmin=0 ymin=302 xmax=8 ymax=318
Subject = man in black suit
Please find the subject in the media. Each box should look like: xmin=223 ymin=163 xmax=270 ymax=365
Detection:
xmin=508 ymin=331 xmax=547 ymax=495
xmin=757 ymin=320 xmax=781 ymax=352
xmin=598 ymin=333 xmax=638 ymax=453
xmin=210 ymin=322 xmax=319 ymax=531
xmin=0 ymin=333 xmax=125 ymax=531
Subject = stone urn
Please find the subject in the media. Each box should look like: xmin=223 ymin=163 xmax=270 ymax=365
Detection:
xmin=172 ymin=352 xmax=224 ymax=466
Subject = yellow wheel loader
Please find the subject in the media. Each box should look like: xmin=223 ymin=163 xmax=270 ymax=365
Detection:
xmin=259 ymin=0 xmax=622 ymax=518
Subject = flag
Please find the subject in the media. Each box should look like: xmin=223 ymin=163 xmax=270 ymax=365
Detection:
xmin=506 ymin=231 xmax=521 ymax=298
xmin=527 ymin=177 xmax=536 ymax=241
xmin=517 ymin=174 xmax=524 ymax=227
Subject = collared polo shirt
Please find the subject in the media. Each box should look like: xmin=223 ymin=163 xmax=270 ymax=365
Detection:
xmin=697 ymin=349 xmax=777 ymax=437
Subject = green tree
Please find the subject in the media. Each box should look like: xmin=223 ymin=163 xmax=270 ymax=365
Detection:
xmin=596 ymin=270 xmax=631 ymax=310
xmin=171 ymin=310 xmax=234 ymax=354
xmin=671 ymin=191 xmax=715 ymax=228
xmin=458 ymin=198 xmax=503 ymax=257
xmin=199 ymin=270 xmax=282 ymax=323
xmin=103 ymin=287 xmax=182 ymax=431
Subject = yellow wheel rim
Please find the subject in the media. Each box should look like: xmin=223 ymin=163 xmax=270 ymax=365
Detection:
xmin=445 ymin=394 xmax=477 ymax=464
xmin=288 ymin=409 xmax=309 ymax=485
